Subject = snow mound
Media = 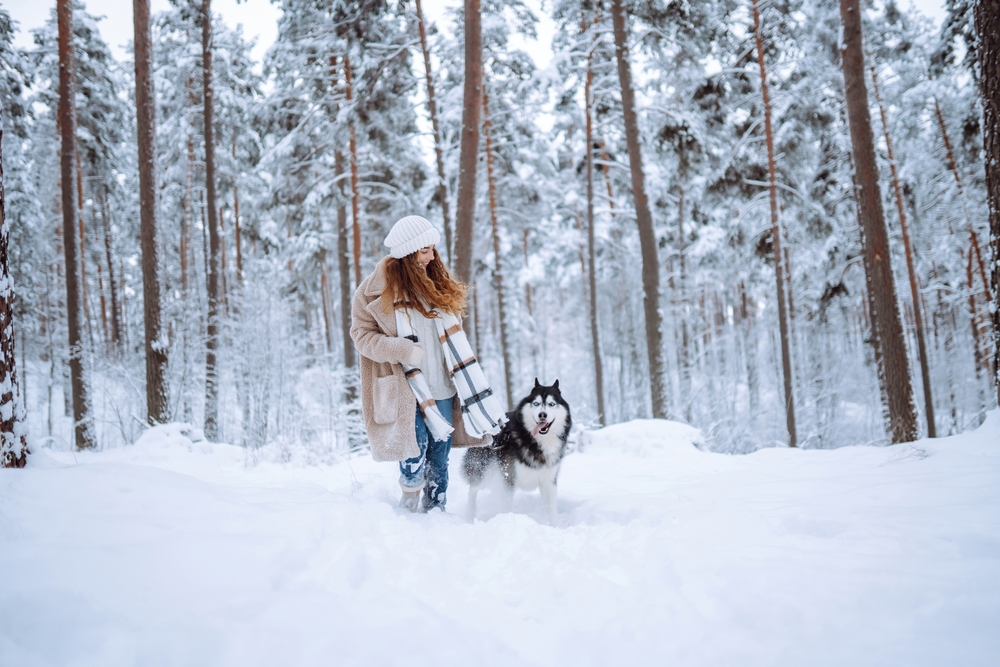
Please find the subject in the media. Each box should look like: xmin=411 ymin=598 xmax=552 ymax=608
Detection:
xmin=583 ymin=418 xmax=704 ymax=456
xmin=133 ymin=422 xmax=207 ymax=450
xmin=100 ymin=422 xmax=248 ymax=474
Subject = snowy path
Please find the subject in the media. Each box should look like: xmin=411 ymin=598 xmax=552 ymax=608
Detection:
xmin=1 ymin=415 xmax=998 ymax=667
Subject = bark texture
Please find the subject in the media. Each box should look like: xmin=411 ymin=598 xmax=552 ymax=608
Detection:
xmin=344 ymin=53 xmax=362 ymax=287
xmin=415 ymin=0 xmax=452 ymax=262
xmin=584 ymin=10 xmax=605 ymax=425
xmin=610 ymin=0 xmax=668 ymax=419
xmin=335 ymin=150 xmax=357 ymax=377
xmin=975 ymin=0 xmax=1000 ymax=405
xmin=839 ymin=0 xmax=917 ymax=443
xmin=101 ymin=187 xmax=121 ymax=347
xmin=753 ymin=0 xmax=797 ymax=446
xmin=452 ymin=0 xmax=483 ymax=285
xmin=0 ymin=129 xmax=28 ymax=468
xmin=483 ymin=89 xmax=514 ymax=409
xmin=57 ymin=0 xmax=95 ymax=450
xmin=202 ymin=0 xmax=222 ymax=440
xmin=134 ymin=0 xmax=169 ymax=425
xmin=870 ymin=62 xmax=935 ymax=436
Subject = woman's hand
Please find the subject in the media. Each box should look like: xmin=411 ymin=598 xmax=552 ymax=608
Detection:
xmin=406 ymin=344 xmax=424 ymax=367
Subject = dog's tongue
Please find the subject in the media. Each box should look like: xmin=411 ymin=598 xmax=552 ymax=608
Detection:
xmin=532 ymin=422 xmax=549 ymax=437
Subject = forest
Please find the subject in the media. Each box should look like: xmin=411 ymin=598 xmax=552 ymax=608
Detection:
xmin=1 ymin=0 xmax=999 ymax=465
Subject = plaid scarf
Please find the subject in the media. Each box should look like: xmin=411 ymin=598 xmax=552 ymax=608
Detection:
xmin=395 ymin=308 xmax=506 ymax=442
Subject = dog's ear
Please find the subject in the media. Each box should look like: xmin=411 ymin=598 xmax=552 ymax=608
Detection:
xmin=552 ymin=379 xmax=559 ymax=390
xmin=534 ymin=377 xmax=541 ymax=389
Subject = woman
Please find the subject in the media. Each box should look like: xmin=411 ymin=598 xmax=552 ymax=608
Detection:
xmin=350 ymin=215 xmax=504 ymax=512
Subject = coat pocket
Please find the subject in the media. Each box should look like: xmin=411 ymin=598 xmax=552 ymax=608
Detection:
xmin=373 ymin=374 xmax=399 ymax=425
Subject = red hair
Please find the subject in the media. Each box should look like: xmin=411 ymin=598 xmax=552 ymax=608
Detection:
xmin=383 ymin=248 xmax=467 ymax=317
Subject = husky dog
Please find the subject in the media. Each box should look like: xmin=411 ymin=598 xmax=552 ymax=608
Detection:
xmin=462 ymin=379 xmax=572 ymax=523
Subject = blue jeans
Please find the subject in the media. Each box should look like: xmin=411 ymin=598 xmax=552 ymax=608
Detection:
xmin=399 ymin=397 xmax=454 ymax=511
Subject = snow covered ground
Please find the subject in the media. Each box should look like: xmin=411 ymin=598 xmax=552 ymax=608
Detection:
xmin=1 ymin=414 xmax=998 ymax=667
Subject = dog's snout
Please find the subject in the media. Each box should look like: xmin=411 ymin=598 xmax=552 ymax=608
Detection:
xmin=538 ymin=412 xmax=547 ymax=421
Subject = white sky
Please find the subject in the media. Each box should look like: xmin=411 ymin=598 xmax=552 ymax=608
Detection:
xmin=1 ymin=0 xmax=951 ymax=71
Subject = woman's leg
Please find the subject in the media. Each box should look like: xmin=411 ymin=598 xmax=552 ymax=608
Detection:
xmin=422 ymin=398 xmax=454 ymax=511
xmin=399 ymin=403 xmax=429 ymax=501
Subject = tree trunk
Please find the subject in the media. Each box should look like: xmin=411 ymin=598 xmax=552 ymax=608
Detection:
xmin=134 ymin=0 xmax=169 ymax=425
xmin=935 ymin=99 xmax=993 ymax=305
xmin=0 ymin=129 xmax=28 ymax=468
xmin=452 ymin=0 xmax=483 ymax=285
xmin=415 ymin=0 xmax=452 ymax=263
xmin=976 ymin=0 xmax=1000 ymax=404
xmin=57 ymin=0 xmax=95 ymax=450
xmin=752 ymin=0 xmax=797 ymax=446
xmin=676 ymin=189 xmax=692 ymax=422
xmin=584 ymin=12 xmax=605 ymax=425
xmin=740 ymin=283 xmax=760 ymax=414
xmin=335 ymin=149 xmax=357 ymax=399
xmin=870 ymin=62 xmax=936 ymax=436
xmin=232 ymin=138 xmax=243 ymax=286
xmin=183 ymin=80 xmax=194 ymax=300
xmin=97 ymin=258 xmax=108 ymax=345
xmin=839 ymin=0 xmax=917 ymax=443
xmin=483 ymin=89 xmax=514 ymax=409
xmin=101 ymin=187 xmax=121 ymax=348
xmin=967 ymin=250 xmax=988 ymax=418
xmin=75 ymin=153 xmax=91 ymax=348
xmin=202 ymin=0 xmax=222 ymax=441
xmin=344 ymin=53 xmax=362 ymax=287
xmin=610 ymin=0 xmax=668 ymax=419
xmin=321 ymin=269 xmax=334 ymax=353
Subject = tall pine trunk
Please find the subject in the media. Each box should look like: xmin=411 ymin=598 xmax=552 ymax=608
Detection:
xmin=453 ymin=0 xmax=482 ymax=285
xmin=870 ymin=62 xmax=935 ymax=437
xmin=482 ymin=89 xmax=514 ymax=409
xmin=610 ymin=0 xmax=668 ymax=419
xmin=677 ymin=189 xmax=692 ymax=422
xmin=967 ymin=250 xmax=988 ymax=417
xmin=202 ymin=0 xmax=222 ymax=440
xmin=134 ymin=0 xmax=168 ymax=425
xmin=934 ymin=101 xmax=992 ymax=300
xmin=343 ymin=53 xmax=363 ymax=287
xmin=100 ymin=187 xmax=121 ymax=348
xmin=584 ymin=10 xmax=605 ymax=425
xmin=415 ymin=0 xmax=452 ymax=263
xmin=975 ymin=0 xmax=1000 ymax=404
xmin=0 ymin=128 xmax=28 ymax=467
xmin=57 ymin=0 xmax=95 ymax=450
xmin=331 ymin=53 xmax=357 ymax=399
xmin=839 ymin=0 xmax=917 ymax=443
xmin=752 ymin=0 xmax=797 ymax=446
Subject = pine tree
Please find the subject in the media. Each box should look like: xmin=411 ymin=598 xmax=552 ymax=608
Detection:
xmin=976 ymin=0 xmax=1000 ymax=404
xmin=0 ymin=126 xmax=28 ymax=468
xmin=453 ymin=0 xmax=483 ymax=285
xmin=202 ymin=0 xmax=222 ymax=440
xmin=57 ymin=0 xmax=96 ymax=450
xmin=610 ymin=0 xmax=668 ymax=419
xmin=752 ymin=0 xmax=797 ymax=446
xmin=839 ymin=0 xmax=918 ymax=443
xmin=134 ymin=0 xmax=169 ymax=425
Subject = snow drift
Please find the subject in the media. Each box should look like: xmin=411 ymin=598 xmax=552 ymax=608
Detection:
xmin=1 ymin=414 xmax=998 ymax=666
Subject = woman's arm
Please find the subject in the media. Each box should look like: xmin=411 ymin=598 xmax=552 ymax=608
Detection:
xmin=350 ymin=289 xmax=415 ymax=365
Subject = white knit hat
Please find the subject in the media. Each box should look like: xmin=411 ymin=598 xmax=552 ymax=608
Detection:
xmin=384 ymin=215 xmax=441 ymax=259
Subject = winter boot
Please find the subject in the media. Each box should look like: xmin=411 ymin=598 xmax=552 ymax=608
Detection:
xmin=399 ymin=489 xmax=422 ymax=512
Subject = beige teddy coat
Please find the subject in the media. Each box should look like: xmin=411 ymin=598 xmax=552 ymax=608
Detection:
xmin=350 ymin=256 xmax=489 ymax=462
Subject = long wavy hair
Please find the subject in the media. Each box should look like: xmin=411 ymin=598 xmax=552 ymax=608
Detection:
xmin=383 ymin=247 xmax=467 ymax=317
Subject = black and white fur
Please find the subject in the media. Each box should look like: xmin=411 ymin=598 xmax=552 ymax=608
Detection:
xmin=462 ymin=379 xmax=572 ymax=523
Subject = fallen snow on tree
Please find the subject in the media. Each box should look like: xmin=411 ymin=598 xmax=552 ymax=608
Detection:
xmin=1 ymin=414 xmax=998 ymax=666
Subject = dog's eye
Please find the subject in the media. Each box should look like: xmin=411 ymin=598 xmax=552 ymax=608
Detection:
xmin=532 ymin=401 xmax=540 ymax=407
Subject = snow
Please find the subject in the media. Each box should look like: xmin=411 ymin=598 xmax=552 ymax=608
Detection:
xmin=1 ymin=414 xmax=998 ymax=666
